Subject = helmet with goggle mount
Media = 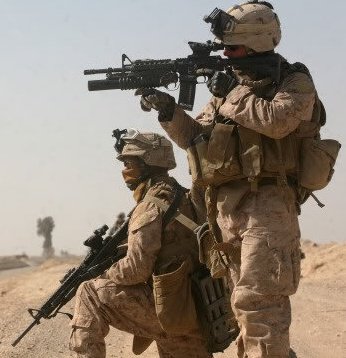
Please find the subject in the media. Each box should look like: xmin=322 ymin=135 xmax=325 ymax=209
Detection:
xmin=204 ymin=1 xmax=281 ymax=53
xmin=113 ymin=128 xmax=176 ymax=170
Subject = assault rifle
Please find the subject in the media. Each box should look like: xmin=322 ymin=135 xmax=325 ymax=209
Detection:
xmin=12 ymin=218 xmax=129 ymax=347
xmin=84 ymin=41 xmax=281 ymax=111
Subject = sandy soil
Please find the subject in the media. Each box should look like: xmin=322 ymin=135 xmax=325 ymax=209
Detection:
xmin=0 ymin=241 xmax=345 ymax=358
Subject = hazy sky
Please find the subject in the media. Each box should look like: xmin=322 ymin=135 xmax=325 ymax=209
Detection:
xmin=1 ymin=0 xmax=345 ymax=256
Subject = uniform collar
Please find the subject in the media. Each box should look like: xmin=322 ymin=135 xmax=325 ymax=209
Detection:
xmin=132 ymin=173 xmax=170 ymax=203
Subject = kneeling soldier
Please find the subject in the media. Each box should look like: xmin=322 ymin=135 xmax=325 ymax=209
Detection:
xmin=69 ymin=129 xmax=212 ymax=358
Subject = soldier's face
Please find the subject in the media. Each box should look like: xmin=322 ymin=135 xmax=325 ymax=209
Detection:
xmin=121 ymin=157 xmax=146 ymax=190
xmin=224 ymin=45 xmax=248 ymax=58
xmin=122 ymin=157 xmax=143 ymax=170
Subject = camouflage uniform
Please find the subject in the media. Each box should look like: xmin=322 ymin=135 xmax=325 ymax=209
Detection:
xmin=157 ymin=64 xmax=316 ymax=357
xmin=69 ymin=175 xmax=211 ymax=358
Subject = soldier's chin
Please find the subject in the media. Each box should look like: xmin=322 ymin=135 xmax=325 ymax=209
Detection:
xmin=124 ymin=179 xmax=141 ymax=191
xmin=125 ymin=182 xmax=137 ymax=190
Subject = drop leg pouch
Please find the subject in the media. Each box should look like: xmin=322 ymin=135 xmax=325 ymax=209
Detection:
xmin=152 ymin=259 xmax=198 ymax=335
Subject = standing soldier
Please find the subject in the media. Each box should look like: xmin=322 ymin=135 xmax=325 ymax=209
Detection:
xmin=69 ymin=129 xmax=212 ymax=358
xmin=37 ymin=216 xmax=55 ymax=259
xmin=135 ymin=1 xmax=322 ymax=356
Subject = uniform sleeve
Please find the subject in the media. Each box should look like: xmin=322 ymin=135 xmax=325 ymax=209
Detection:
xmin=107 ymin=202 xmax=162 ymax=285
xmin=219 ymin=72 xmax=316 ymax=139
xmin=160 ymin=98 xmax=218 ymax=149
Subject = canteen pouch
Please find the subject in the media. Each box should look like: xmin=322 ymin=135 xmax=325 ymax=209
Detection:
xmin=152 ymin=259 xmax=198 ymax=334
xmin=299 ymin=138 xmax=341 ymax=190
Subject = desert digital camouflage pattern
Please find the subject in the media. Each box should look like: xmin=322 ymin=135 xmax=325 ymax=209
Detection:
xmin=160 ymin=69 xmax=315 ymax=148
xmin=218 ymin=183 xmax=301 ymax=357
xmin=70 ymin=175 xmax=211 ymax=358
xmin=117 ymin=130 xmax=176 ymax=170
xmin=158 ymin=59 xmax=316 ymax=357
xmin=221 ymin=2 xmax=281 ymax=52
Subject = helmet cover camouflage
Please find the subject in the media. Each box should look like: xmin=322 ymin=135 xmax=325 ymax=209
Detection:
xmin=116 ymin=129 xmax=176 ymax=170
xmin=210 ymin=2 xmax=281 ymax=52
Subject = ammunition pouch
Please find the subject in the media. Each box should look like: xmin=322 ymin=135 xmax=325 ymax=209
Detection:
xmin=187 ymin=60 xmax=340 ymax=201
xmin=187 ymin=123 xmax=243 ymax=187
xmin=187 ymin=123 xmax=299 ymax=187
xmin=191 ymin=266 xmax=238 ymax=353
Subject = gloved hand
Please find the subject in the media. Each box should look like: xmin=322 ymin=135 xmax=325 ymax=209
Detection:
xmin=134 ymin=88 xmax=176 ymax=122
xmin=207 ymin=71 xmax=238 ymax=98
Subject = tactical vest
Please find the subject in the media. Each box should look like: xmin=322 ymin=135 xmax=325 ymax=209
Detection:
xmin=187 ymin=59 xmax=340 ymax=202
xmin=142 ymin=181 xmax=237 ymax=351
xmin=135 ymin=177 xmax=201 ymax=335
xmin=141 ymin=178 xmax=200 ymax=275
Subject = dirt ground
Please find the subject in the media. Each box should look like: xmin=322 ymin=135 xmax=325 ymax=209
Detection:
xmin=0 ymin=240 xmax=345 ymax=358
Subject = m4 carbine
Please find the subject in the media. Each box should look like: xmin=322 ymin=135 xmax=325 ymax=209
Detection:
xmin=11 ymin=218 xmax=129 ymax=347
xmin=84 ymin=41 xmax=281 ymax=111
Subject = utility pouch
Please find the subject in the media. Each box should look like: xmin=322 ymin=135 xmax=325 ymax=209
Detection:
xmin=196 ymin=222 xmax=227 ymax=279
xmin=299 ymin=138 xmax=341 ymax=190
xmin=262 ymin=134 xmax=297 ymax=175
xmin=191 ymin=266 xmax=237 ymax=353
xmin=152 ymin=259 xmax=199 ymax=335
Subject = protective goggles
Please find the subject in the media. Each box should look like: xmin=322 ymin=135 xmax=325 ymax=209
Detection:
xmin=204 ymin=8 xmax=236 ymax=39
xmin=112 ymin=128 xmax=155 ymax=153
xmin=112 ymin=128 xmax=127 ymax=153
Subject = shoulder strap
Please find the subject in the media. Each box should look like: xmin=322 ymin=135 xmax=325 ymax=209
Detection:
xmin=162 ymin=183 xmax=185 ymax=228
xmin=142 ymin=192 xmax=199 ymax=233
xmin=283 ymin=60 xmax=326 ymax=127
xmin=291 ymin=62 xmax=326 ymax=127
xmin=289 ymin=62 xmax=312 ymax=79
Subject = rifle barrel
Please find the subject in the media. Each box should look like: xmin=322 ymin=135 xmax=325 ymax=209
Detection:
xmin=84 ymin=67 xmax=123 ymax=75
xmin=11 ymin=319 xmax=40 ymax=347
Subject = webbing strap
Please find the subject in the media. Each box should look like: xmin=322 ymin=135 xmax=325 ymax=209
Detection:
xmin=143 ymin=194 xmax=199 ymax=232
xmin=275 ymin=139 xmax=288 ymax=186
xmin=161 ymin=184 xmax=184 ymax=229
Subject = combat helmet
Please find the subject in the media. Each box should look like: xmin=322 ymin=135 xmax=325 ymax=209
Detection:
xmin=113 ymin=128 xmax=176 ymax=170
xmin=204 ymin=1 xmax=281 ymax=52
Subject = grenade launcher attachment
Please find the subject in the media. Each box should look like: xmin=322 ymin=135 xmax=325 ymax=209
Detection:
xmin=84 ymin=41 xmax=226 ymax=111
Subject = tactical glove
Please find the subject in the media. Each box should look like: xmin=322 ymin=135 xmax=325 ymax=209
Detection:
xmin=135 ymin=88 xmax=176 ymax=122
xmin=207 ymin=71 xmax=238 ymax=98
